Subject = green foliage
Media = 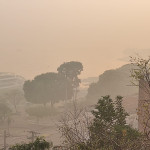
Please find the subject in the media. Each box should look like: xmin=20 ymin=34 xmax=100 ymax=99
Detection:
xmin=92 ymin=95 xmax=117 ymax=124
xmin=23 ymin=61 xmax=83 ymax=105
xmin=60 ymin=95 xmax=141 ymax=150
xmin=88 ymin=95 xmax=141 ymax=150
xmin=57 ymin=61 xmax=83 ymax=88
xmin=57 ymin=61 xmax=83 ymax=100
xmin=91 ymin=96 xmax=128 ymax=127
xmin=59 ymin=95 xmax=142 ymax=150
xmin=115 ymin=96 xmax=129 ymax=126
xmin=9 ymin=137 xmax=51 ymax=150
xmin=23 ymin=72 xmax=73 ymax=106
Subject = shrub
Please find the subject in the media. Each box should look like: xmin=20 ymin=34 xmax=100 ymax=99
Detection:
xmin=9 ymin=137 xmax=52 ymax=150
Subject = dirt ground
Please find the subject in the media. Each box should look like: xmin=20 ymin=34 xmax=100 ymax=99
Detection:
xmin=0 ymin=106 xmax=64 ymax=149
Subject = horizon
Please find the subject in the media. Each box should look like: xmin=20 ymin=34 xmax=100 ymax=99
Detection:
xmin=0 ymin=62 xmax=133 ymax=80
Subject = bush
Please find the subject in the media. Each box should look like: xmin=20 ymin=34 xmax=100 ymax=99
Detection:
xmin=9 ymin=137 xmax=52 ymax=150
xmin=88 ymin=96 xmax=141 ymax=150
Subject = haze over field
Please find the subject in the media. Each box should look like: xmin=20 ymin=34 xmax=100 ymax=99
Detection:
xmin=1 ymin=1 xmax=150 ymax=149
xmin=0 ymin=0 xmax=150 ymax=79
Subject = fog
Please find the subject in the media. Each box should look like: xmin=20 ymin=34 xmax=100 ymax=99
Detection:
xmin=0 ymin=0 xmax=150 ymax=79
xmin=0 ymin=0 xmax=150 ymax=149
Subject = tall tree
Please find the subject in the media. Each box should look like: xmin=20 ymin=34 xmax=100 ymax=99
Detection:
xmin=89 ymin=96 xmax=139 ymax=150
xmin=57 ymin=61 xmax=83 ymax=100
xmin=23 ymin=72 xmax=73 ymax=106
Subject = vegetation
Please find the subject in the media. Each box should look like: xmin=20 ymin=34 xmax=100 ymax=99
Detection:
xmin=8 ymin=94 xmax=150 ymax=149
xmin=4 ymin=58 xmax=150 ymax=149
xmin=87 ymin=64 xmax=138 ymax=103
xmin=9 ymin=137 xmax=52 ymax=150
xmin=24 ymin=72 xmax=72 ymax=106
xmin=57 ymin=61 xmax=83 ymax=100
xmin=88 ymin=96 xmax=141 ymax=150
xmin=59 ymin=95 xmax=142 ymax=150
xmin=23 ymin=61 xmax=83 ymax=106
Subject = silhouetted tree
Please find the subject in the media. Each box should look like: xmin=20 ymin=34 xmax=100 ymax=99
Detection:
xmin=57 ymin=61 xmax=83 ymax=100
xmin=23 ymin=72 xmax=73 ymax=106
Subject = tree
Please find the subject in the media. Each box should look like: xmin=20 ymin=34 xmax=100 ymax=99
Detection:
xmin=23 ymin=72 xmax=73 ymax=106
xmin=59 ymin=96 xmax=141 ymax=150
xmin=57 ymin=61 xmax=83 ymax=100
xmin=86 ymin=64 xmax=138 ymax=103
xmin=89 ymin=96 xmax=136 ymax=150
xmin=89 ymin=96 xmax=141 ymax=150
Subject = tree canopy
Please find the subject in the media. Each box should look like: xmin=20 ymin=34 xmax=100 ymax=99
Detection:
xmin=23 ymin=72 xmax=73 ymax=106
xmin=57 ymin=61 xmax=83 ymax=88
xmin=23 ymin=61 xmax=83 ymax=105
xmin=57 ymin=61 xmax=83 ymax=100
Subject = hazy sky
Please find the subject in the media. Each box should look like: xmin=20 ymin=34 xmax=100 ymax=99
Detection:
xmin=0 ymin=0 xmax=150 ymax=79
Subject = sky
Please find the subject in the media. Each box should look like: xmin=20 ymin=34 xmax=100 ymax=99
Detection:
xmin=0 ymin=0 xmax=150 ymax=79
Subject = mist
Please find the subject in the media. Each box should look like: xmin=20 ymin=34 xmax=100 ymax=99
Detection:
xmin=0 ymin=0 xmax=150 ymax=79
xmin=0 ymin=0 xmax=150 ymax=149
